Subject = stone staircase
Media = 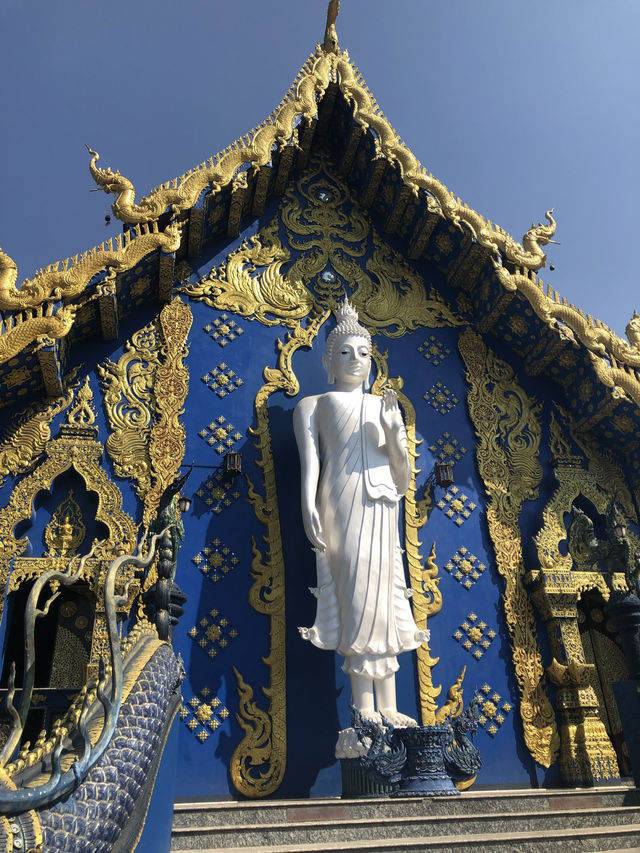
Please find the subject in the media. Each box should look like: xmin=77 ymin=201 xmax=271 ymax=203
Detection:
xmin=172 ymin=785 xmax=640 ymax=852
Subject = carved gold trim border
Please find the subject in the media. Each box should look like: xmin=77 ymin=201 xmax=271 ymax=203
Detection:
xmin=370 ymin=348 xmax=447 ymax=726
xmin=86 ymin=40 xmax=640 ymax=389
xmin=459 ymin=327 xmax=559 ymax=768
xmin=144 ymin=297 xmax=192 ymax=528
xmin=0 ymin=222 xmax=180 ymax=314
xmin=230 ymin=312 xmax=329 ymax=798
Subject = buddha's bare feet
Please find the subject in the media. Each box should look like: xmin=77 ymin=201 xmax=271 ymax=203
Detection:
xmin=359 ymin=707 xmax=382 ymax=725
xmin=379 ymin=708 xmax=418 ymax=727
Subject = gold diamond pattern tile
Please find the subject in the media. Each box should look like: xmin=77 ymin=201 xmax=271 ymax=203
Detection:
xmin=199 ymin=416 xmax=244 ymax=455
xmin=417 ymin=335 xmax=451 ymax=366
xmin=475 ymin=683 xmax=512 ymax=737
xmin=444 ymin=546 xmax=487 ymax=589
xmin=453 ymin=612 xmax=497 ymax=661
xmin=179 ymin=685 xmax=230 ymax=744
xmin=194 ymin=471 xmax=241 ymax=515
xmin=437 ymin=486 xmax=477 ymax=527
xmin=203 ymin=313 xmax=244 ymax=347
xmin=192 ymin=537 xmax=239 ymax=583
xmin=423 ymin=381 xmax=459 ymax=415
xmin=429 ymin=432 xmax=467 ymax=464
xmin=201 ymin=362 xmax=245 ymax=399
xmin=189 ymin=608 xmax=237 ymax=659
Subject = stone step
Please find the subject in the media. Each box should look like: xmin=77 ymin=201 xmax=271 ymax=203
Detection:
xmin=173 ymin=786 xmax=640 ymax=829
xmin=171 ymin=822 xmax=640 ymax=853
xmin=171 ymin=805 xmax=640 ymax=850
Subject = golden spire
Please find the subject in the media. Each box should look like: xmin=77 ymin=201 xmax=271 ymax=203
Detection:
xmin=323 ymin=0 xmax=340 ymax=53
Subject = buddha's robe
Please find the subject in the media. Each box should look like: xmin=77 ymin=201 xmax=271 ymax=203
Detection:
xmin=300 ymin=390 xmax=425 ymax=678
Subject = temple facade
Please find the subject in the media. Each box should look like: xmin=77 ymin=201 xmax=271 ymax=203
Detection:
xmin=0 ymin=4 xmax=639 ymax=850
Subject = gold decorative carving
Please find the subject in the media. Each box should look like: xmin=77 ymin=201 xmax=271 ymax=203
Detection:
xmin=0 ymin=381 xmax=75 ymax=484
xmin=231 ymin=668 xmax=284 ymax=797
xmin=0 ymin=303 xmax=77 ymax=364
xmin=459 ymin=328 xmax=559 ymax=768
xmin=529 ymin=574 xmax=621 ymax=784
xmin=281 ymin=158 xmax=463 ymax=336
xmin=87 ymin=40 xmax=553 ymax=275
xmin=44 ymin=490 xmax=86 ymax=558
xmin=98 ymin=321 xmax=160 ymax=501
xmin=495 ymin=266 xmax=640 ymax=383
xmin=370 ymin=346 xmax=462 ymax=725
xmin=181 ymin=230 xmax=314 ymax=327
xmin=626 ymin=310 xmax=640 ymax=349
xmin=534 ymin=408 xmax=639 ymax=576
xmin=0 ymin=222 xmax=181 ymax=312
xmin=143 ymin=298 xmax=192 ymax=529
xmin=230 ymin=312 xmax=328 ymax=798
xmin=0 ymin=378 xmax=137 ymax=630
xmin=527 ymin=405 xmax=637 ymax=782
xmin=82 ymin=40 xmax=640 ymax=404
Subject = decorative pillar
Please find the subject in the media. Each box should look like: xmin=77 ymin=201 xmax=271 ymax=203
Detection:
xmin=528 ymin=569 xmax=620 ymax=785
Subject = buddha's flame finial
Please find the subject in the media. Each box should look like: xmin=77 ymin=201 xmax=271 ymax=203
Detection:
xmin=324 ymin=0 xmax=340 ymax=53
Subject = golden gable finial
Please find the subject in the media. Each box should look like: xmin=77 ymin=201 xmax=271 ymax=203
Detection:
xmin=323 ymin=0 xmax=340 ymax=53
xmin=63 ymin=376 xmax=98 ymax=436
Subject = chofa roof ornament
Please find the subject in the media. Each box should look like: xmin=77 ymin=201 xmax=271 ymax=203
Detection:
xmin=323 ymin=0 xmax=340 ymax=53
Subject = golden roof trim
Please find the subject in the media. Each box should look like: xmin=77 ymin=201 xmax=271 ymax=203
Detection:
xmin=85 ymin=40 xmax=640 ymax=386
xmin=88 ymin=46 xmax=556 ymax=269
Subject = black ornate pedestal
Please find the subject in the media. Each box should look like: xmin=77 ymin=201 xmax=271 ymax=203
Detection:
xmin=391 ymin=725 xmax=459 ymax=797
xmin=338 ymin=701 xmax=482 ymax=798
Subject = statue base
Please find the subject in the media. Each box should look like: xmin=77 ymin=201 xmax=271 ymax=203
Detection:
xmin=337 ymin=703 xmax=482 ymax=799
xmin=390 ymin=725 xmax=460 ymax=797
xmin=340 ymin=759 xmax=397 ymax=798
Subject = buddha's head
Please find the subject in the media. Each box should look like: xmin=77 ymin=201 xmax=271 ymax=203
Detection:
xmin=323 ymin=299 xmax=372 ymax=388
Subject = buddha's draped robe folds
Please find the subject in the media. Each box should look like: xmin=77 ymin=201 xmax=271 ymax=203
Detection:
xmin=300 ymin=391 xmax=425 ymax=678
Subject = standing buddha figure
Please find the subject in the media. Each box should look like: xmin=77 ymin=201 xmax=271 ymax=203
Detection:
xmin=294 ymin=299 xmax=427 ymax=727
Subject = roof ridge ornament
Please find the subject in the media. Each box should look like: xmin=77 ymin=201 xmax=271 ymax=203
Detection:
xmin=323 ymin=0 xmax=340 ymax=53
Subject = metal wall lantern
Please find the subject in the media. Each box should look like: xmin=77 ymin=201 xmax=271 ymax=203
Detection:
xmin=224 ymin=451 xmax=242 ymax=480
xmin=178 ymin=495 xmax=192 ymax=514
xmin=434 ymin=460 xmax=455 ymax=488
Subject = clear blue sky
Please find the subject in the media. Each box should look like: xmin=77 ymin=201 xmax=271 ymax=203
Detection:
xmin=1 ymin=1 xmax=638 ymax=337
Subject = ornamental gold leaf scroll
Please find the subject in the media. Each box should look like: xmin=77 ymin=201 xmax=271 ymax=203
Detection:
xmin=182 ymin=152 xmax=464 ymax=335
xmin=98 ymin=322 xmax=160 ymax=502
xmin=371 ymin=346 xmax=464 ymax=727
xmin=282 ymin=153 xmax=464 ymax=335
xmin=230 ymin=311 xmax=329 ymax=798
xmin=459 ymin=328 xmax=559 ymax=768
xmin=0 ymin=370 xmax=79 ymax=487
xmin=99 ymin=297 xmax=192 ymax=530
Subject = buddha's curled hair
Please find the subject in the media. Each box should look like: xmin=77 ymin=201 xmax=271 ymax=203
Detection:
xmin=324 ymin=299 xmax=371 ymax=366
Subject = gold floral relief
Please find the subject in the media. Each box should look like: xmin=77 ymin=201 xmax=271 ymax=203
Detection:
xmin=180 ymin=153 xmax=463 ymax=338
xmin=181 ymin=226 xmax=314 ymax=328
xmin=535 ymin=407 xmax=640 ymax=577
xmin=0 ymin=377 xmax=77 ymax=487
xmin=282 ymin=155 xmax=464 ymax=336
xmin=459 ymin=328 xmax=559 ymax=768
xmin=371 ymin=346 xmax=459 ymax=726
xmin=144 ymin=298 xmax=192 ymax=529
xmin=98 ymin=321 xmax=160 ymax=501
xmin=0 ymin=379 xmax=137 ymax=628
xmin=230 ymin=311 xmax=329 ymax=798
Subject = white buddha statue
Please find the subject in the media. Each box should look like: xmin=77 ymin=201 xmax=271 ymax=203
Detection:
xmin=294 ymin=299 xmax=427 ymax=727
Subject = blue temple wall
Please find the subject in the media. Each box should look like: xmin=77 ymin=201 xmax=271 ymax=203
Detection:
xmin=1 ymin=154 xmax=638 ymax=809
